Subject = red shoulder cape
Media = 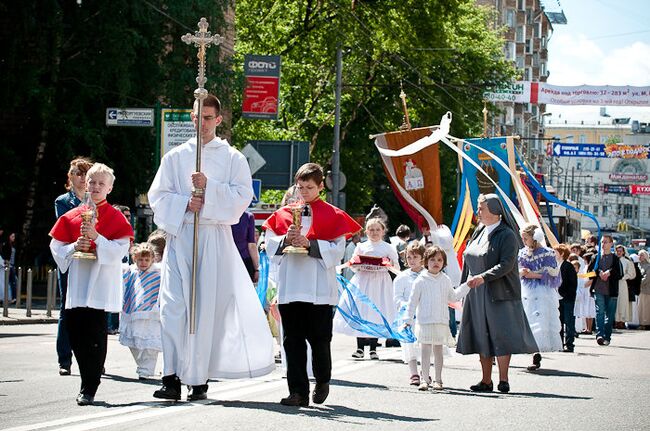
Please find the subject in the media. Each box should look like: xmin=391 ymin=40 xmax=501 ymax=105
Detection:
xmin=263 ymin=198 xmax=361 ymax=241
xmin=49 ymin=200 xmax=134 ymax=249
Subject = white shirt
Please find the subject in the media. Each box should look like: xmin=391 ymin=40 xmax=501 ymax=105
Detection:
xmin=50 ymin=235 xmax=130 ymax=312
xmin=406 ymin=271 xmax=470 ymax=325
xmin=393 ymin=268 xmax=423 ymax=309
xmin=265 ymin=209 xmax=346 ymax=305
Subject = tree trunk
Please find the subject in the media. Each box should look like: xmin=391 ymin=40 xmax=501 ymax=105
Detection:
xmin=20 ymin=6 xmax=63 ymax=260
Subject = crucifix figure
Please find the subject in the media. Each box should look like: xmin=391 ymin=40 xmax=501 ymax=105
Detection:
xmin=182 ymin=17 xmax=224 ymax=334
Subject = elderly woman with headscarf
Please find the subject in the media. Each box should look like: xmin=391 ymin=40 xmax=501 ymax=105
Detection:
xmin=637 ymin=250 xmax=650 ymax=329
xmin=456 ymin=194 xmax=538 ymax=394
xmin=518 ymin=224 xmax=563 ymax=371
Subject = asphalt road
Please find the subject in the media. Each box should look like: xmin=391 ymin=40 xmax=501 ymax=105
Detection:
xmin=1 ymin=324 xmax=649 ymax=430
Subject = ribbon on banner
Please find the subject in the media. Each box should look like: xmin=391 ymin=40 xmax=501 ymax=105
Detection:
xmin=336 ymin=275 xmax=416 ymax=343
xmin=256 ymin=250 xmax=270 ymax=308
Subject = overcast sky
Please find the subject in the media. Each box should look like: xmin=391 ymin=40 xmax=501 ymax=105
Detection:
xmin=546 ymin=0 xmax=650 ymax=121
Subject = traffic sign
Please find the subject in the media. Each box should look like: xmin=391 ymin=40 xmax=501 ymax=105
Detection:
xmin=106 ymin=108 xmax=154 ymax=127
xmin=552 ymin=143 xmax=606 ymax=158
xmin=250 ymin=179 xmax=262 ymax=207
xmin=241 ymin=144 xmax=267 ymax=175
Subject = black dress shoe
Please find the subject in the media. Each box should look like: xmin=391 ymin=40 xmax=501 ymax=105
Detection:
xmin=563 ymin=346 xmax=574 ymax=353
xmin=470 ymin=381 xmax=493 ymax=392
xmin=497 ymin=381 xmax=510 ymax=393
xmin=59 ymin=366 xmax=71 ymax=376
xmin=76 ymin=393 xmax=95 ymax=406
xmin=280 ymin=393 xmax=309 ymax=407
xmin=312 ymin=382 xmax=330 ymax=404
xmin=187 ymin=384 xmax=209 ymax=401
xmin=153 ymin=374 xmax=181 ymax=400
xmin=527 ymin=353 xmax=542 ymax=371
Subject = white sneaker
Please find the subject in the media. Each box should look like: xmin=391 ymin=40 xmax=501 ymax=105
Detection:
xmin=418 ymin=381 xmax=429 ymax=391
xmin=351 ymin=349 xmax=364 ymax=359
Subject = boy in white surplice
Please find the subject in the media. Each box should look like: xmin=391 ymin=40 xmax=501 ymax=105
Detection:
xmin=264 ymin=163 xmax=361 ymax=407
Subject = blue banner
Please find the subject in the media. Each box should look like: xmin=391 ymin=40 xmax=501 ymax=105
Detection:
xmin=462 ymin=137 xmax=518 ymax=212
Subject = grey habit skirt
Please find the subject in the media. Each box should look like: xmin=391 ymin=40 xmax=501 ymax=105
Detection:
xmin=457 ymin=283 xmax=539 ymax=357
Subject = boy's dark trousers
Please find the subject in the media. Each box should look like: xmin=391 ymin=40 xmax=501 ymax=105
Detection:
xmin=66 ymin=307 xmax=108 ymax=396
xmin=279 ymin=302 xmax=334 ymax=397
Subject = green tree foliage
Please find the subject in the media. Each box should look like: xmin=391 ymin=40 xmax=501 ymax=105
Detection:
xmin=0 ymin=1 xmax=229 ymax=261
xmin=0 ymin=0 xmax=513 ymax=262
xmin=233 ymin=0 xmax=515 ymax=231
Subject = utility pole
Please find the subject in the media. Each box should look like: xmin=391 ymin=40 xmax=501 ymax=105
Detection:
xmin=332 ymin=46 xmax=343 ymax=208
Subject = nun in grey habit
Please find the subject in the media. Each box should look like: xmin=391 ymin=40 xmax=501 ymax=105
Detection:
xmin=456 ymin=193 xmax=538 ymax=393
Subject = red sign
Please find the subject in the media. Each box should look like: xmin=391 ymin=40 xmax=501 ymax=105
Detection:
xmin=630 ymin=185 xmax=650 ymax=195
xmin=242 ymin=55 xmax=281 ymax=120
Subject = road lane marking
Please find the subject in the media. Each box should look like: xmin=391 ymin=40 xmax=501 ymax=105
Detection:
xmin=4 ymin=351 xmax=402 ymax=431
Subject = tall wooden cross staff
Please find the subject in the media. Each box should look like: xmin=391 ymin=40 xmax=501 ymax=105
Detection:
xmin=182 ymin=17 xmax=224 ymax=334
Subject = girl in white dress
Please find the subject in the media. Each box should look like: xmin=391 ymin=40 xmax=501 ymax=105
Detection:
xmin=393 ymin=242 xmax=425 ymax=385
xmin=404 ymin=246 xmax=471 ymax=391
xmin=333 ymin=217 xmax=400 ymax=360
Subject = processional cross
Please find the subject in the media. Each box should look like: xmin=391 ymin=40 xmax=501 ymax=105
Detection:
xmin=182 ymin=17 xmax=224 ymax=334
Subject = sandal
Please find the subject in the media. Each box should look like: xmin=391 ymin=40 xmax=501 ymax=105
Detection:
xmin=409 ymin=374 xmax=420 ymax=386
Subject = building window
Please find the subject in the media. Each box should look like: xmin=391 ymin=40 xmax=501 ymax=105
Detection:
xmin=584 ymin=183 xmax=589 ymax=195
xmin=525 ymin=39 xmax=533 ymax=54
xmin=593 ymin=205 xmax=598 ymax=216
xmin=602 ymin=206 xmax=608 ymax=216
xmin=516 ymin=55 xmax=524 ymax=68
xmin=517 ymin=0 xmax=526 ymax=11
xmin=516 ymin=26 xmax=525 ymax=43
xmin=541 ymin=36 xmax=547 ymax=48
xmin=595 ymin=160 xmax=601 ymax=171
xmin=506 ymin=42 xmax=516 ymax=61
xmin=525 ymin=67 xmax=532 ymax=81
xmin=624 ymin=204 xmax=633 ymax=219
xmin=505 ymin=106 xmax=514 ymax=125
xmin=506 ymin=9 xmax=515 ymax=27
xmin=600 ymin=135 xmax=609 ymax=144
xmin=566 ymin=135 xmax=574 ymax=143
xmin=634 ymin=205 xmax=639 ymax=220
xmin=579 ymin=134 xmax=587 ymax=143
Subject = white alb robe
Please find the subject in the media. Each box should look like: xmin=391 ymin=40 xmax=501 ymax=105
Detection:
xmin=148 ymin=136 xmax=275 ymax=385
xmin=50 ymin=235 xmax=130 ymax=312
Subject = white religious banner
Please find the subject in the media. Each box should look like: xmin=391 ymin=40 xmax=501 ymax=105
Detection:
xmin=160 ymin=109 xmax=195 ymax=158
xmin=484 ymin=82 xmax=650 ymax=106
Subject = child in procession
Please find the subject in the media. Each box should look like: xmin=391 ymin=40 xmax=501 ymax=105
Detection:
xmin=263 ymin=163 xmax=361 ymax=407
xmin=49 ymin=163 xmax=134 ymax=406
xmin=393 ymin=242 xmax=426 ymax=386
xmin=405 ymin=246 xmax=472 ymax=391
xmin=333 ymin=217 xmax=401 ymax=360
xmin=119 ymin=242 xmax=162 ymax=380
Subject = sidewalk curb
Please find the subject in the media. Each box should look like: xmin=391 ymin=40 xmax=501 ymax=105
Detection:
xmin=0 ymin=317 xmax=59 ymax=325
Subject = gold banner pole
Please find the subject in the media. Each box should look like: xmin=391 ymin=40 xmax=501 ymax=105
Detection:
xmin=181 ymin=18 xmax=224 ymax=334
